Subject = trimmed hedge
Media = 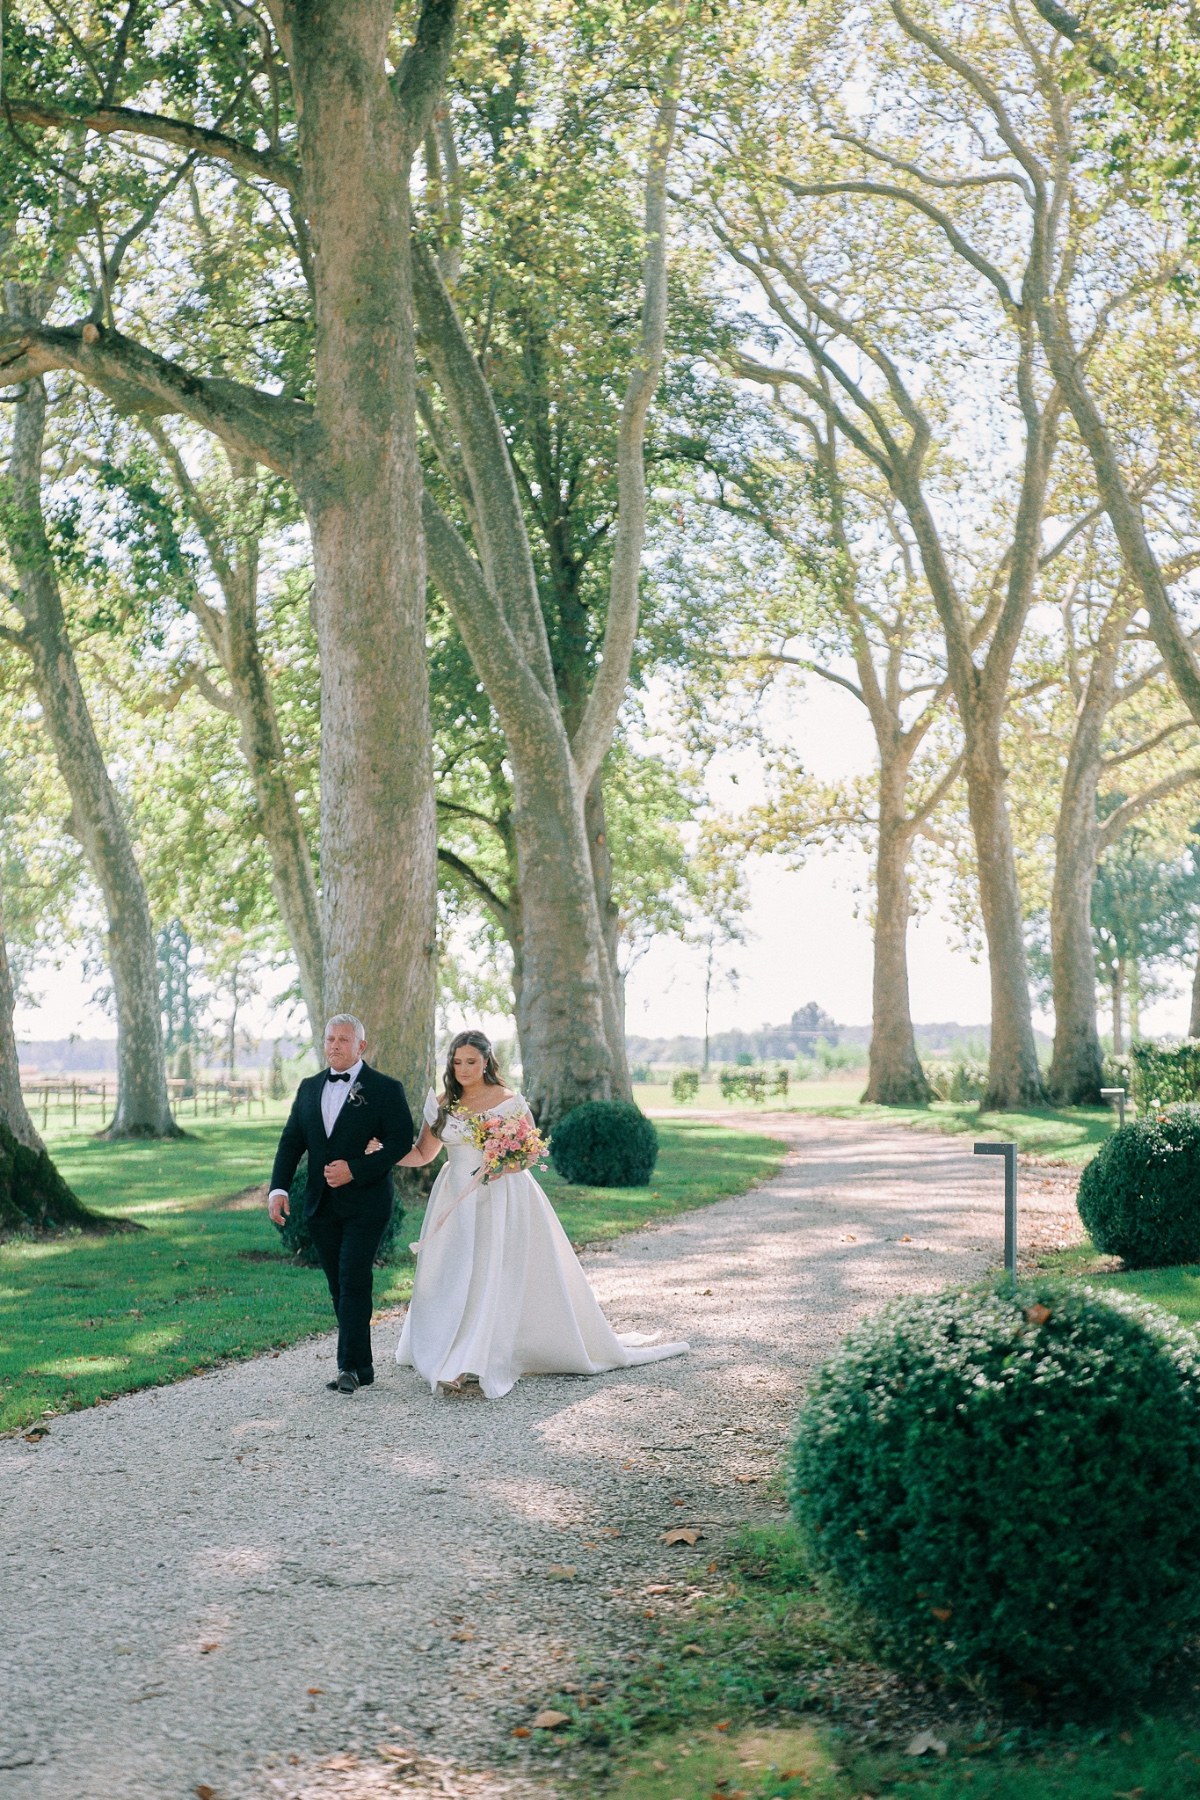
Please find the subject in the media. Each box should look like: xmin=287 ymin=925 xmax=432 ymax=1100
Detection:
xmin=671 ymin=1069 xmax=700 ymax=1104
xmin=549 ymin=1101 xmax=658 ymax=1187
xmin=790 ymin=1279 xmax=1200 ymax=1702
xmin=1076 ymin=1109 xmax=1200 ymax=1267
xmin=1131 ymin=1039 xmax=1200 ymax=1111
xmin=274 ymin=1157 xmax=404 ymax=1267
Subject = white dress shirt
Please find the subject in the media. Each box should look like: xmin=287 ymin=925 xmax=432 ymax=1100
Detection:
xmin=268 ymin=1060 xmax=364 ymax=1204
xmin=321 ymin=1058 xmax=363 ymax=1136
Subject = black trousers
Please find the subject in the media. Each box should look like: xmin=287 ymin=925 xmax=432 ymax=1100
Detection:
xmin=306 ymin=1189 xmax=392 ymax=1375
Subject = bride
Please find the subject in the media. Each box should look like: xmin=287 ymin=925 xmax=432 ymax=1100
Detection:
xmin=391 ymin=1030 xmax=688 ymax=1400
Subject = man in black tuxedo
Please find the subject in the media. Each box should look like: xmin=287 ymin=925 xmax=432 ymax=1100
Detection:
xmin=268 ymin=1014 xmax=414 ymax=1394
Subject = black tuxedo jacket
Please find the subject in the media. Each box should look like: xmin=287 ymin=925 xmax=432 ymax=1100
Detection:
xmin=270 ymin=1063 xmax=415 ymax=1219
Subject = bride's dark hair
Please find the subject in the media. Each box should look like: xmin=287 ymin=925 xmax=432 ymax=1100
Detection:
xmin=440 ymin=1030 xmax=502 ymax=1119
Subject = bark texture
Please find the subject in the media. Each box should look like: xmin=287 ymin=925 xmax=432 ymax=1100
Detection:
xmin=0 ymin=877 xmax=45 ymax=1153
xmin=2 ymin=380 xmax=177 ymax=1138
xmin=866 ymin=795 xmax=931 ymax=1106
xmin=0 ymin=0 xmax=458 ymax=1096
xmin=282 ymin=0 xmax=452 ymax=1084
xmin=416 ymin=61 xmax=680 ymax=1122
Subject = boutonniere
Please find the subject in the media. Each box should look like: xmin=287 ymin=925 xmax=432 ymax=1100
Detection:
xmin=346 ymin=1080 xmax=367 ymax=1108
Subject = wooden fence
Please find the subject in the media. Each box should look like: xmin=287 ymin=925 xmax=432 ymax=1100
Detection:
xmin=19 ymin=1075 xmax=273 ymax=1132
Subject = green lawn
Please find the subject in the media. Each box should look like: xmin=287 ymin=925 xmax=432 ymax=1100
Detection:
xmin=644 ymin=1079 xmax=1119 ymax=1166
xmin=554 ymin=1523 xmax=1200 ymax=1800
xmin=0 ymin=1113 xmax=786 ymax=1435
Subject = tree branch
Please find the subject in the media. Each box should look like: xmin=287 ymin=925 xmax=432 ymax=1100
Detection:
xmin=436 ymin=845 xmax=509 ymax=927
xmin=573 ymin=34 xmax=683 ymax=788
xmin=0 ymin=317 xmax=314 ymax=477
xmin=1097 ymin=763 xmax=1200 ymax=851
xmin=776 ymin=174 xmax=1018 ymax=308
xmin=3 ymin=98 xmax=301 ymax=197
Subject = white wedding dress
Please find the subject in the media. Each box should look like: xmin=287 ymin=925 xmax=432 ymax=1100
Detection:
xmin=396 ymin=1095 xmax=688 ymax=1400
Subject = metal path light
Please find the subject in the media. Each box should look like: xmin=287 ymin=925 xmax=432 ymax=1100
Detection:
xmin=974 ymin=1139 xmax=1018 ymax=1276
xmin=1100 ymin=1086 xmax=1127 ymax=1129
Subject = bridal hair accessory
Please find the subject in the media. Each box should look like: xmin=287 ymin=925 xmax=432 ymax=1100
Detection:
xmin=423 ymin=1088 xmax=441 ymax=1127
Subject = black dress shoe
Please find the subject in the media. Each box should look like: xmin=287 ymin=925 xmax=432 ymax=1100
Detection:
xmin=335 ymin=1370 xmax=360 ymax=1394
xmin=357 ymin=1367 xmax=375 ymax=1387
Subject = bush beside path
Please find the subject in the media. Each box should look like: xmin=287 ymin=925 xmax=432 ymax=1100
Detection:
xmin=1 ymin=1113 xmax=1195 ymax=1800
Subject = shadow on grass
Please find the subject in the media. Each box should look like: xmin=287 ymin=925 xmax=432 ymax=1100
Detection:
xmin=2 ymin=1115 xmax=785 ymax=1435
xmin=548 ymin=1523 xmax=1200 ymax=1800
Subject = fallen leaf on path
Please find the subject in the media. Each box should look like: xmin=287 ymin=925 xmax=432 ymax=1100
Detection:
xmin=23 ymin=1426 xmax=48 ymax=1442
xmin=199 ymin=1643 xmax=220 ymax=1654
xmin=512 ymin=1727 xmax=531 ymax=1738
xmin=376 ymin=1744 xmax=417 ymax=1764
xmin=645 ymin=1583 xmax=670 ymax=1594
xmin=532 ymin=1711 xmax=570 ymax=1729
xmin=715 ymin=1719 xmax=730 ymax=1730
xmin=306 ymin=1687 xmax=324 ymax=1695
xmin=905 ymin=1731 xmax=947 ymax=1757
xmin=901 ymin=1234 xmax=912 ymax=1242
xmin=600 ymin=1527 xmax=621 ymax=1537
xmin=700 ymin=1289 xmax=712 ymax=1296
xmin=322 ymin=1754 xmax=358 ymax=1770
xmin=547 ymin=1564 xmax=577 ymax=1580
xmin=735 ymin=1475 xmax=758 ymax=1484
xmin=662 ymin=1528 xmax=704 ymax=1546
xmin=449 ymin=1629 xmax=475 ymax=1641
xmin=680 ymin=1644 xmax=704 ymax=1656
xmin=194 ymin=1787 xmax=218 ymax=1800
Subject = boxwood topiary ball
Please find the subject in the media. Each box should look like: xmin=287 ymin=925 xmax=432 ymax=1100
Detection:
xmin=549 ymin=1101 xmax=658 ymax=1187
xmin=790 ymin=1279 xmax=1200 ymax=1703
xmin=1076 ymin=1110 xmax=1200 ymax=1267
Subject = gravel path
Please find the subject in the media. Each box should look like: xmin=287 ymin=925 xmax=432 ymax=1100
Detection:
xmin=0 ymin=1115 xmax=1080 ymax=1800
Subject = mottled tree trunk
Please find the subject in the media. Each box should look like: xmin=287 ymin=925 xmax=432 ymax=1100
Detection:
xmin=4 ymin=381 xmax=177 ymax=1138
xmin=962 ymin=732 xmax=1046 ymax=1108
xmin=863 ymin=770 xmax=929 ymax=1104
xmin=0 ymin=877 xmax=44 ymax=1152
xmin=283 ymin=0 xmax=451 ymax=1087
xmin=509 ymin=746 xmax=618 ymax=1123
xmin=585 ymin=771 xmax=630 ymax=1095
xmin=1189 ymin=955 xmax=1200 ymax=1040
xmin=1047 ymin=803 xmax=1103 ymax=1104
xmin=1111 ymin=962 xmax=1125 ymax=1055
xmin=1044 ymin=620 xmax=1122 ymax=1105
xmin=894 ymin=361 xmax=1052 ymax=1111
xmin=416 ymin=58 xmax=678 ymax=1121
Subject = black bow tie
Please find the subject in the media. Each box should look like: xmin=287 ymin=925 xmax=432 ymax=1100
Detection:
xmin=327 ymin=1071 xmax=352 ymax=1083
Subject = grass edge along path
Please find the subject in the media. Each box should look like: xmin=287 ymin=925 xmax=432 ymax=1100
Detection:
xmin=539 ymin=1521 xmax=1200 ymax=1800
xmin=802 ymin=1099 xmax=1116 ymax=1167
xmin=0 ymin=1115 xmax=786 ymax=1435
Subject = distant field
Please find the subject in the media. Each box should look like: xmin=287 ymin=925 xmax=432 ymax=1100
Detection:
xmin=644 ymin=1077 xmax=1119 ymax=1166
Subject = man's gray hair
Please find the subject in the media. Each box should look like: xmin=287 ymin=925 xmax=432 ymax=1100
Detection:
xmin=325 ymin=1013 xmax=366 ymax=1043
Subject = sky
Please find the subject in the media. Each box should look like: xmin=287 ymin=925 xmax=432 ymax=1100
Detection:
xmin=16 ymin=665 xmax=1191 ymax=1051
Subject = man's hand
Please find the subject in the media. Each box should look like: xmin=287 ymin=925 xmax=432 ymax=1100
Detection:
xmin=324 ymin=1159 xmax=353 ymax=1187
xmin=268 ymin=1190 xmax=290 ymax=1225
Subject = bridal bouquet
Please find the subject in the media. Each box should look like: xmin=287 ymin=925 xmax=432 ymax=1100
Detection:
xmin=460 ymin=1109 xmax=549 ymax=1181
